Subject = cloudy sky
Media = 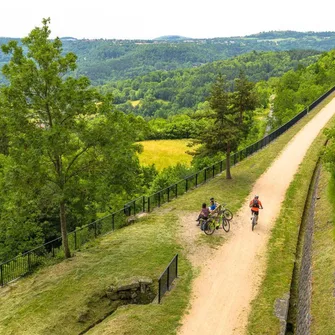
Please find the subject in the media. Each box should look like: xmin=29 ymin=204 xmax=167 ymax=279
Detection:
xmin=1 ymin=0 xmax=335 ymax=40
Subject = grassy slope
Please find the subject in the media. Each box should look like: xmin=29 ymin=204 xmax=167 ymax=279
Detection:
xmin=247 ymin=107 xmax=335 ymax=333
xmin=310 ymin=167 xmax=335 ymax=334
xmin=138 ymin=139 xmax=195 ymax=171
xmin=0 ymin=94 xmax=334 ymax=335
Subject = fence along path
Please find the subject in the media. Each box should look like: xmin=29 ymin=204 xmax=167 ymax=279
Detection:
xmin=178 ymin=96 xmax=335 ymax=334
xmin=1 ymin=86 xmax=335 ymax=286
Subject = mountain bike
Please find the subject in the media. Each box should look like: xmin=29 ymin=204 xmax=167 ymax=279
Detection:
xmin=251 ymin=211 xmax=259 ymax=231
xmin=200 ymin=217 xmax=216 ymax=235
xmin=220 ymin=215 xmax=230 ymax=232
xmin=220 ymin=203 xmax=233 ymax=221
xmin=200 ymin=214 xmax=230 ymax=235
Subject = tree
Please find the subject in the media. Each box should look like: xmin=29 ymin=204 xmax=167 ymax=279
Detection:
xmin=0 ymin=19 xmax=141 ymax=258
xmin=232 ymin=70 xmax=258 ymax=130
xmin=193 ymin=73 xmax=257 ymax=179
xmin=193 ymin=74 xmax=238 ymax=179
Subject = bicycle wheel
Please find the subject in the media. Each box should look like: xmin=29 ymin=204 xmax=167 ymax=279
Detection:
xmin=204 ymin=219 xmax=216 ymax=235
xmin=223 ymin=209 xmax=233 ymax=221
xmin=222 ymin=217 xmax=230 ymax=232
xmin=252 ymin=215 xmax=256 ymax=231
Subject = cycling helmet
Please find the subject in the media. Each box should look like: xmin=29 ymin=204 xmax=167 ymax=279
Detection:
xmin=254 ymin=195 xmax=259 ymax=199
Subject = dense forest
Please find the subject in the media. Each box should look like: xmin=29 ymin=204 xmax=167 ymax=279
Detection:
xmin=107 ymin=50 xmax=320 ymax=119
xmin=1 ymin=22 xmax=335 ymax=262
xmin=1 ymin=30 xmax=335 ymax=84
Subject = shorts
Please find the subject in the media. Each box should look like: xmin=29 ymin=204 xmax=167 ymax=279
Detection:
xmin=251 ymin=209 xmax=259 ymax=216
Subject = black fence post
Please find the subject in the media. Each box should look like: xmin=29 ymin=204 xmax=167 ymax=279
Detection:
xmin=0 ymin=264 xmax=3 ymax=286
xmin=167 ymin=187 xmax=170 ymax=202
xmin=158 ymin=192 xmax=161 ymax=207
xmin=186 ymin=179 xmax=188 ymax=192
xmin=148 ymin=197 xmax=151 ymax=212
xmin=94 ymin=221 xmax=97 ymax=238
xmin=220 ymin=161 xmax=223 ymax=172
xmin=133 ymin=201 xmax=136 ymax=215
xmin=142 ymin=196 xmax=146 ymax=212
xmin=212 ymin=165 xmax=215 ymax=178
xmin=204 ymin=169 xmax=207 ymax=182
xmin=196 ymin=173 xmax=198 ymax=187
xmin=175 ymin=184 xmax=178 ymax=198
xmin=167 ymin=266 xmax=170 ymax=291
xmin=112 ymin=214 xmax=115 ymax=231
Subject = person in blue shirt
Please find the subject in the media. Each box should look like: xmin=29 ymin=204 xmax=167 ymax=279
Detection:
xmin=209 ymin=197 xmax=217 ymax=211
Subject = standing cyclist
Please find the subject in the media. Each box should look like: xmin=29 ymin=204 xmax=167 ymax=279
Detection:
xmin=249 ymin=195 xmax=263 ymax=223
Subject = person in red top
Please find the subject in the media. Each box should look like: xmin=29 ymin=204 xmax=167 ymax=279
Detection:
xmin=249 ymin=195 xmax=263 ymax=223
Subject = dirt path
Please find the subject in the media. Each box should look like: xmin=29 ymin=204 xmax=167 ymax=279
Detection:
xmin=178 ymin=100 xmax=335 ymax=335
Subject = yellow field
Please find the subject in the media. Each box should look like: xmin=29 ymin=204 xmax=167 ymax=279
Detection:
xmin=138 ymin=139 xmax=196 ymax=171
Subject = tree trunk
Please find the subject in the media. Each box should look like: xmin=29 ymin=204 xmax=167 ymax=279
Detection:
xmin=226 ymin=145 xmax=232 ymax=179
xmin=60 ymin=200 xmax=71 ymax=258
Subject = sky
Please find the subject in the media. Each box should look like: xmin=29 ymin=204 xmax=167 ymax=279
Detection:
xmin=1 ymin=0 xmax=335 ymax=40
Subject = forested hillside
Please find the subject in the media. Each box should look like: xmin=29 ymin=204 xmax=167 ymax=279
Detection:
xmin=273 ymin=50 xmax=335 ymax=126
xmin=1 ymin=30 xmax=335 ymax=84
xmin=107 ymin=50 xmax=320 ymax=118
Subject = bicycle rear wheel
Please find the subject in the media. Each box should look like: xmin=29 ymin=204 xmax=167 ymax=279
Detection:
xmin=252 ymin=215 xmax=256 ymax=231
xmin=223 ymin=209 xmax=233 ymax=221
xmin=204 ymin=219 xmax=216 ymax=235
xmin=222 ymin=217 xmax=230 ymax=232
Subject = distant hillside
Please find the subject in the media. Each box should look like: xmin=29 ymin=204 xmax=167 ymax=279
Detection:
xmin=1 ymin=30 xmax=335 ymax=84
xmin=154 ymin=35 xmax=191 ymax=41
xmin=108 ymin=50 xmax=321 ymax=118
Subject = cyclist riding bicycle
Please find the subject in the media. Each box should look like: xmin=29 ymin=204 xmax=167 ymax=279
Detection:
xmin=249 ymin=195 xmax=263 ymax=223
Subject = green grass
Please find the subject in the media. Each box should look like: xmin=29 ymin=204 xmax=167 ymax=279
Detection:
xmin=246 ymin=106 xmax=335 ymax=334
xmin=1 ymin=94 xmax=335 ymax=334
xmin=138 ymin=139 xmax=196 ymax=171
xmin=0 ymin=212 xmax=193 ymax=335
xmin=310 ymin=167 xmax=335 ymax=335
xmin=130 ymin=100 xmax=140 ymax=107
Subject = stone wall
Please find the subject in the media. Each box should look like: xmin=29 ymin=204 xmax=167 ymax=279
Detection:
xmin=106 ymin=277 xmax=155 ymax=305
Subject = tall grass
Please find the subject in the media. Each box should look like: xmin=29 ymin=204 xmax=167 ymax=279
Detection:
xmin=310 ymin=167 xmax=335 ymax=334
xmin=138 ymin=139 xmax=195 ymax=171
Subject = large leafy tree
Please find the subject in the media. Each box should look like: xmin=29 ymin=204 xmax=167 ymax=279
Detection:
xmin=0 ymin=19 xmax=141 ymax=258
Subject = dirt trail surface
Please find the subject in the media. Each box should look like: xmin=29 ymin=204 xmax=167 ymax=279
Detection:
xmin=178 ymin=100 xmax=335 ymax=335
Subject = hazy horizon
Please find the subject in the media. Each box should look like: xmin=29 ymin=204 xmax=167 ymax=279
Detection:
xmin=2 ymin=30 xmax=335 ymax=41
xmin=1 ymin=0 xmax=335 ymax=40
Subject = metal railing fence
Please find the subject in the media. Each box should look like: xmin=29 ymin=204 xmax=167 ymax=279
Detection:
xmin=158 ymin=254 xmax=178 ymax=303
xmin=1 ymin=85 xmax=335 ymax=286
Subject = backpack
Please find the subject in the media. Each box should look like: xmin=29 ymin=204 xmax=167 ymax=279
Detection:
xmin=252 ymin=199 xmax=259 ymax=208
